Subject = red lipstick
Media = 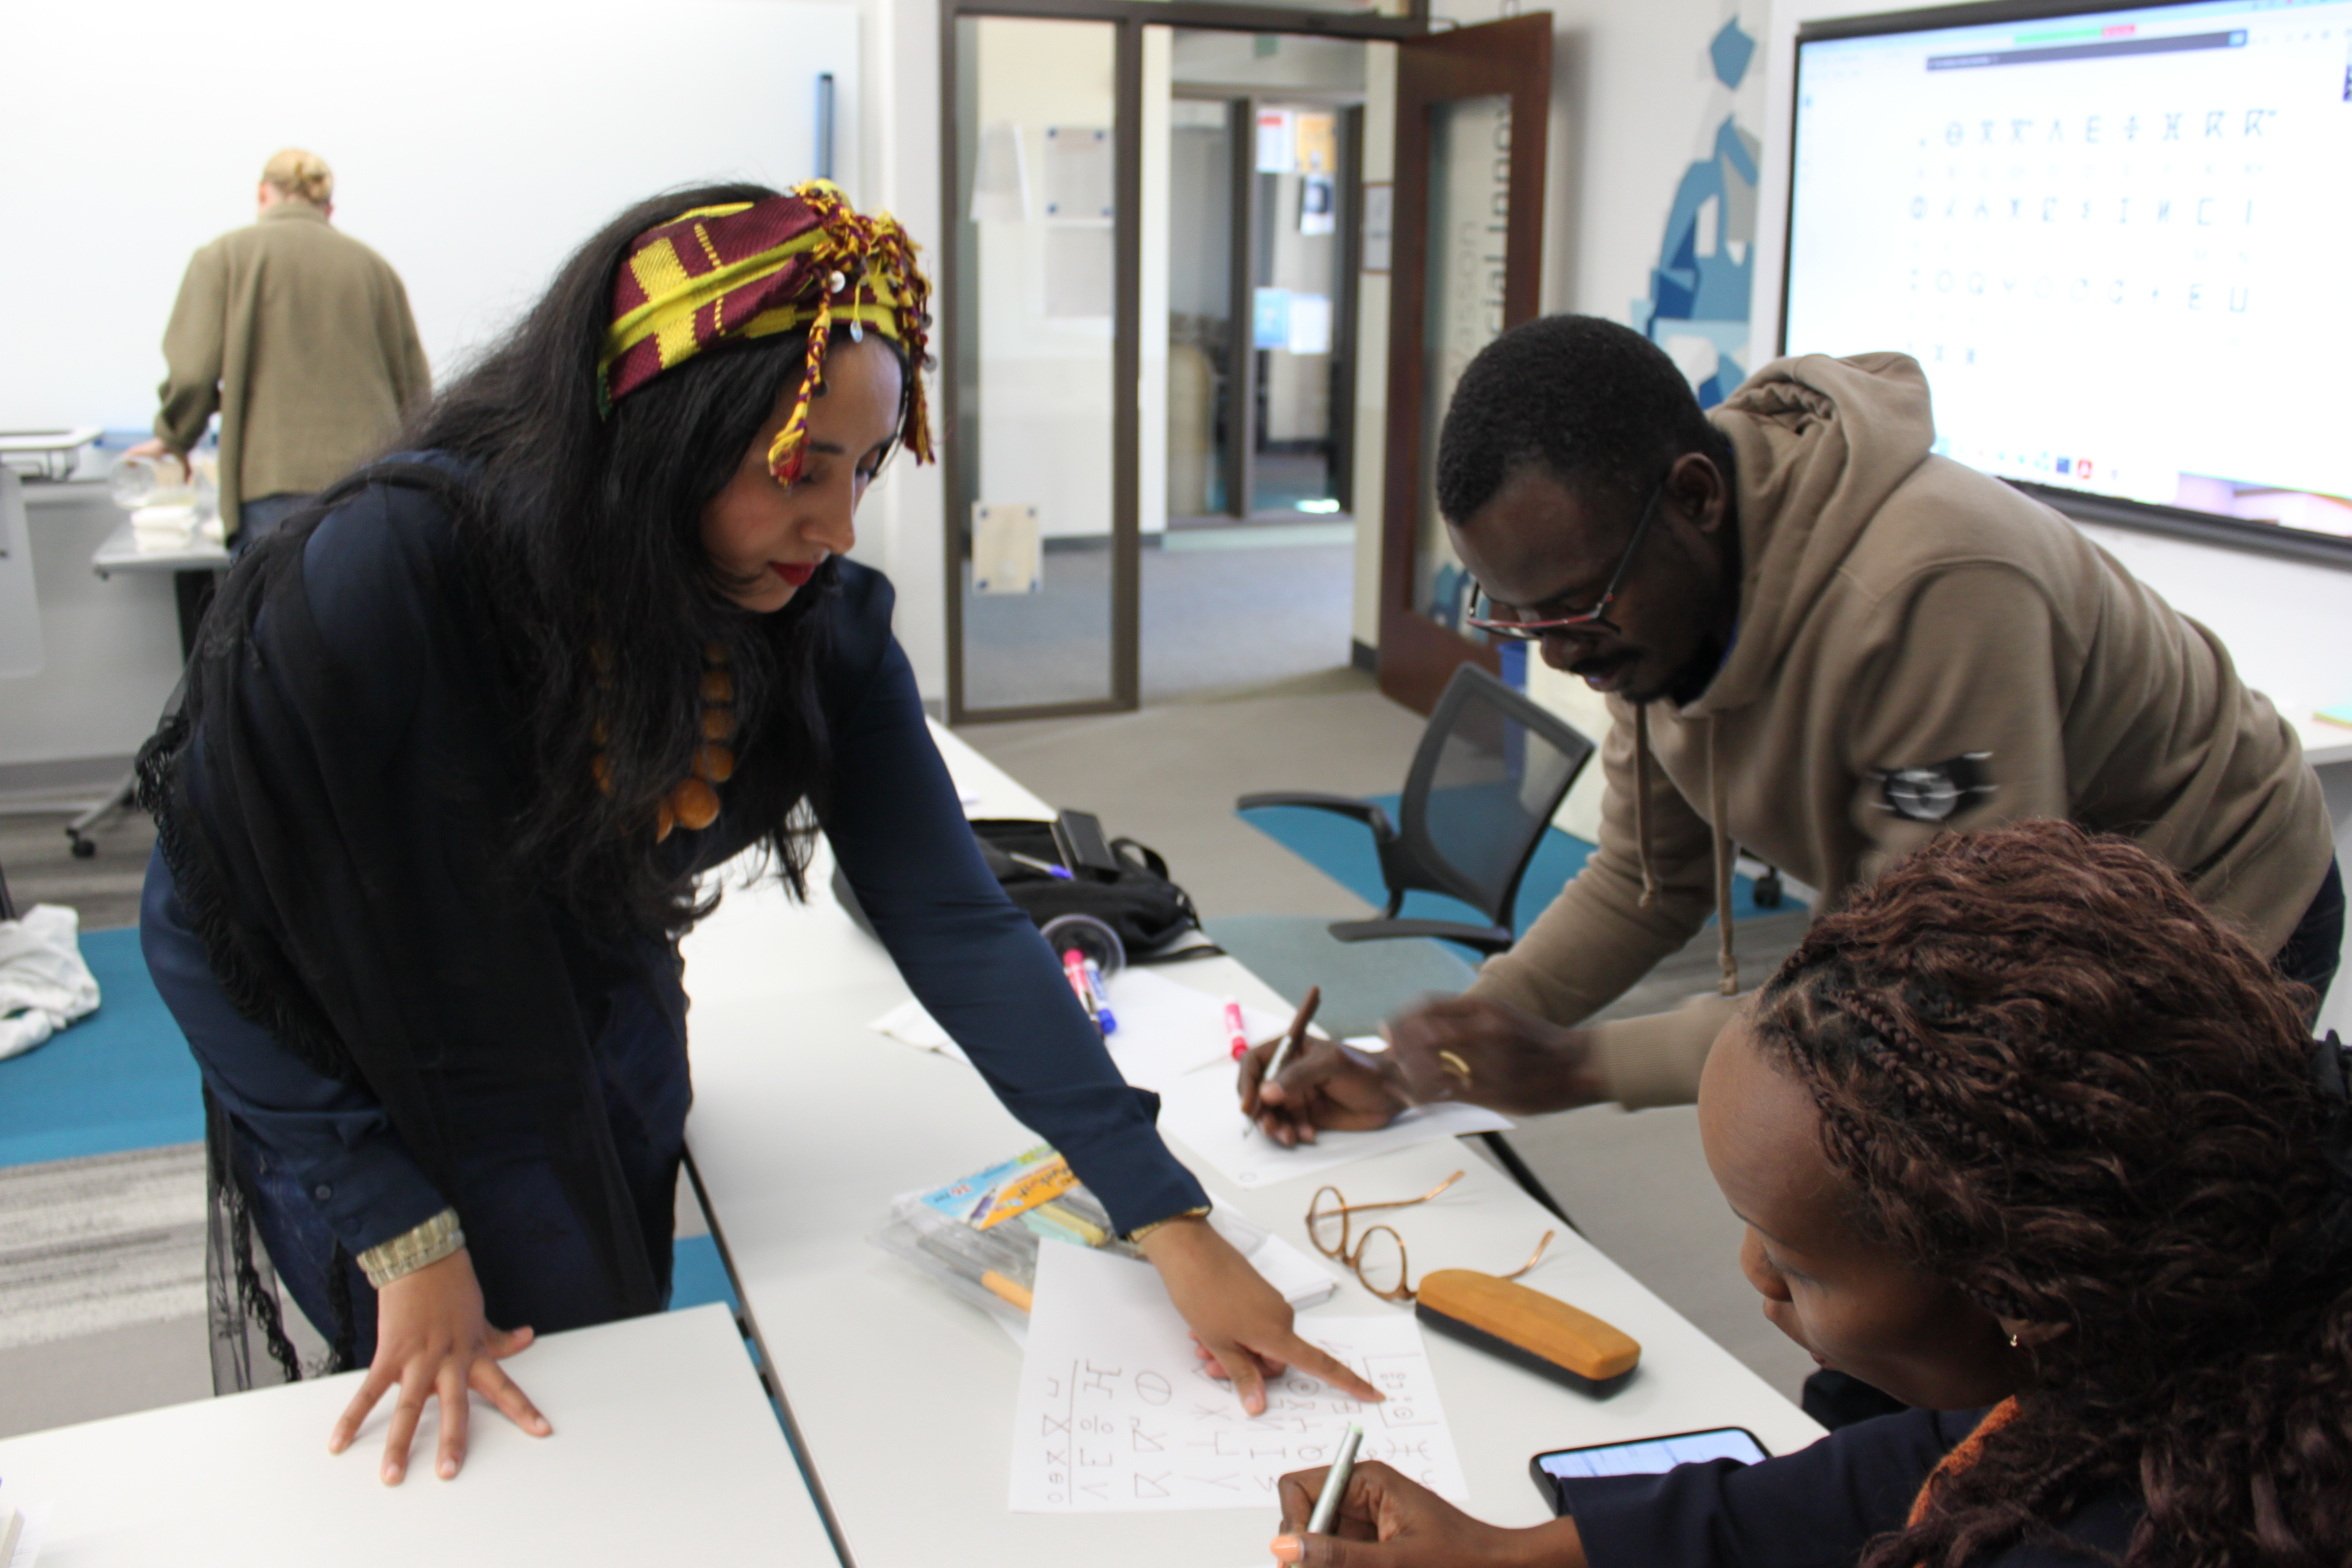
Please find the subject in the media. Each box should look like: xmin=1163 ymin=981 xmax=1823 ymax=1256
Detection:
xmin=773 ymin=562 xmax=816 ymax=587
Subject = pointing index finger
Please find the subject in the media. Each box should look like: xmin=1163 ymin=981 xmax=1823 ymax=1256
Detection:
xmin=1279 ymin=1335 xmax=1382 ymax=1403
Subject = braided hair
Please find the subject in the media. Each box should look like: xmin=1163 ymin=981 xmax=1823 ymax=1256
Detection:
xmin=1749 ymin=820 xmax=2352 ymax=1567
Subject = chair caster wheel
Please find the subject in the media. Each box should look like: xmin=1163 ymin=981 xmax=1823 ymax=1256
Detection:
xmin=69 ymin=835 xmax=97 ymax=860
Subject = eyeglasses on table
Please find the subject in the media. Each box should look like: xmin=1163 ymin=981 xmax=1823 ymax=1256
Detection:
xmin=1305 ymin=1169 xmax=1555 ymax=1303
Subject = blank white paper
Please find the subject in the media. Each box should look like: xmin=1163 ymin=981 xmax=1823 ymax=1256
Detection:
xmin=1100 ymin=969 xmax=1291 ymax=1093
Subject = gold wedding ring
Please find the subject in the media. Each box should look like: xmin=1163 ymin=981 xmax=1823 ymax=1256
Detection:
xmin=1437 ymin=1049 xmax=1473 ymax=1085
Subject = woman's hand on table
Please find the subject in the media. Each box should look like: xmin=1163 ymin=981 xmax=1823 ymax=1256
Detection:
xmin=1135 ymin=1217 xmax=1382 ymax=1414
xmin=326 ymin=1247 xmax=552 ymax=1483
xmin=1270 ymin=1460 xmax=1586 ymax=1567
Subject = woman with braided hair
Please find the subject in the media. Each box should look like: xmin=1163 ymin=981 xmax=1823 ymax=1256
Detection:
xmin=1265 ymin=818 xmax=2352 ymax=1567
xmin=138 ymin=181 xmax=1376 ymax=1488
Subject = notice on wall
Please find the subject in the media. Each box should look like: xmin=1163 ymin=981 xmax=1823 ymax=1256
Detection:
xmin=1043 ymin=125 xmax=1114 ymax=219
xmin=1255 ymin=108 xmax=1297 ymax=173
xmin=973 ymin=503 xmax=1043 ymax=595
xmin=1299 ymin=174 xmax=1336 ymax=238
xmin=1295 ymin=111 xmax=1338 ymax=175
xmin=1286 ymin=292 xmax=1334 ymax=356
xmin=1361 ymin=183 xmax=1394 ymax=274
xmin=1009 ymin=1242 xmax=1467 ymax=1513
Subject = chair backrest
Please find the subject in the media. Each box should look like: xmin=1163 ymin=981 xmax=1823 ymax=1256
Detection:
xmin=1391 ymin=663 xmax=1596 ymax=929
xmin=0 ymin=469 xmax=45 ymax=678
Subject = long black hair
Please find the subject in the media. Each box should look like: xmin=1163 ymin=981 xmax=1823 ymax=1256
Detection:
xmin=402 ymin=182 xmax=869 ymax=933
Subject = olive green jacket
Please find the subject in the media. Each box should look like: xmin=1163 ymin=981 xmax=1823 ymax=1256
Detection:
xmin=153 ymin=203 xmax=430 ymax=535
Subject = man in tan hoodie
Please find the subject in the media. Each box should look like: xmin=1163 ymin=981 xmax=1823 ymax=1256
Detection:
xmin=1246 ymin=315 xmax=2340 ymax=1137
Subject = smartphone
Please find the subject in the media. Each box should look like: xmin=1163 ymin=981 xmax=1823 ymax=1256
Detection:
xmin=1530 ymin=1427 xmax=1769 ymax=1511
xmin=1051 ymin=809 xmax=1121 ymax=877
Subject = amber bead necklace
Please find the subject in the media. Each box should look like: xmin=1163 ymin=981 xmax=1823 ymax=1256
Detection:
xmin=590 ymin=642 xmax=738 ymax=841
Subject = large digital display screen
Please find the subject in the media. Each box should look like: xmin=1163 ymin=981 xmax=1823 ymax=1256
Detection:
xmin=1784 ymin=0 xmax=2352 ymax=553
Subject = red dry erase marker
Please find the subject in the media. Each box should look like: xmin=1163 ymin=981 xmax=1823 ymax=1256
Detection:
xmin=1223 ymin=998 xmax=1250 ymax=1060
xmin=1063 ymin=949 xmax=1101 ymax=1029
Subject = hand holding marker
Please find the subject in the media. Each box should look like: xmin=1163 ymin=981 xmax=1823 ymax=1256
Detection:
xmin=1251 ymin=985 xmax=1322 ymax=1138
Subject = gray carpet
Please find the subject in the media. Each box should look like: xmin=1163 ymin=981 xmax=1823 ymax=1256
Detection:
xmin=0 ymin=799 xmax=154 ymax=931
xmin=963 ymin=532 xmax=1354 ymax=710
xmin=0 ymin=1144 xmax=206 ymax=1353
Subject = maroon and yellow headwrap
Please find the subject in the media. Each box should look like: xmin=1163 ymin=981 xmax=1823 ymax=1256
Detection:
xmin=598 ymin=180 xmax=934 ymax=483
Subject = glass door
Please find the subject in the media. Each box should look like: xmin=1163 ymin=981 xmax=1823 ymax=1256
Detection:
xmin=1376 ymin=14 xmax=1552 ymax=714
xmin=945 ymin=13 xmax=1137 ymax=721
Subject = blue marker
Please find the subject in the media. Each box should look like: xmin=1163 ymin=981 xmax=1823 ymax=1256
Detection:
xmin=1083 ymin=959 xmax=1119 ymax=1036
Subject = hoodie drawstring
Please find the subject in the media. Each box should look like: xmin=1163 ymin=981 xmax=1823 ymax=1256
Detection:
xmin=1632 ymin=706 xmax=1658 ymax=910
xmin=1631 ymin=705 xmax=1740 ymax=995
xmin=1708 ymin=718 xmax=1739 ymax=996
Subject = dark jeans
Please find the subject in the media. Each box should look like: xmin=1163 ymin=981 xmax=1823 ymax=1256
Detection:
xmin=230 ymin=491 xmax=312 ymax=558
xmin=1805 ymin=854 xmax=2345 ymax=1431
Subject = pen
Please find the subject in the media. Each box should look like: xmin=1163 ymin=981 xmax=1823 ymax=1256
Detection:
xmin=1260 ymin=985 xmax=1322 ymax=1089
xmin=1009 ymin=851 xmax=1073 ymax=880
xmin=1083 ymin=959 xmax=1119 ymax=1036
xmin=1223 ymin=997 xmax=1250 ymax=1060
xmin=1253 ymin=985 xmax=1321 ymax=1140
xmin=1303 ymin=1422 xmax=1364 ymax=1540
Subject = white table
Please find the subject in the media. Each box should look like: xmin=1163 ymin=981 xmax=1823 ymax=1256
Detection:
xmin=0 ymin=1305 xmax=839 ymax=1566
xmin=89 ymin=517 xmax=230 ymax=579
xmin=681 ymin=725 xmax=1822 ymax=1566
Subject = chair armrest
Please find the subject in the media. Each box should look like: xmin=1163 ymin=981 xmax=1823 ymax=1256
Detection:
xmin=1327 ymin=917 xmax=1515 ymax=955
xmin=1235 ymin=791 xmax=1392 ymax=835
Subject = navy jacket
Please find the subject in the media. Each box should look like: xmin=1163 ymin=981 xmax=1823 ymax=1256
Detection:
xmin=142 ymin=466 xmax=1206 ymax=1340
xmin=1562 ymin=1408 xmax=2138 ymax=1567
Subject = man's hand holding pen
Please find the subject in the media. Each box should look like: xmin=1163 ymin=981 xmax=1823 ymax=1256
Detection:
xmin=1237 ymin=994 xmax=1608 ymax=1143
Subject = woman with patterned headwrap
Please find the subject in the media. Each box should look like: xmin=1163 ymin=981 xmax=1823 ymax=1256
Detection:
xmin=135 ymin=182 xmax=1376 ymax=1486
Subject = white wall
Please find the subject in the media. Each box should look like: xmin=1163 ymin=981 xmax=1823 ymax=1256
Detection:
xmin=0 ymin=0 xmax=859 ymax=433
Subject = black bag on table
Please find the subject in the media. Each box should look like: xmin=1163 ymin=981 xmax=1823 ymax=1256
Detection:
xmin=829 ymin=815 xmax=1214 ymax=962
xmin=967 ymin=818 xmax=1213 ymax=961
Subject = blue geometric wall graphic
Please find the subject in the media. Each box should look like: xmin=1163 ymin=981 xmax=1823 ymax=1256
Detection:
xmin=1715 ymin=117 xmax=1758 ymax=186
xmin=1634 ymin=7 xmax=1766 ymax=411
xmin=1710 ymin=19 xmax=1756 ymax=90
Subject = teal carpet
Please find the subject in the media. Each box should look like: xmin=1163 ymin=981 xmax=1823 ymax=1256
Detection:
xmin=1238 ymin=791 xmax=1781 ymax=936
xmin=1 ymin=927 xmax=739 ymax=1316
xmin=0 ymin=928 xmax=201 ymax=1167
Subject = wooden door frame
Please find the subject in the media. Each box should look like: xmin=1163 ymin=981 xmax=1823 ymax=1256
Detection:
xmin=1376 ymin=13 xmax=1551 ymax=715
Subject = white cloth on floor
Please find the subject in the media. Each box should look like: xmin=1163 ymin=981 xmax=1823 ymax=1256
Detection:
xmin=0 ymin=903 xmax=103 ymax=1060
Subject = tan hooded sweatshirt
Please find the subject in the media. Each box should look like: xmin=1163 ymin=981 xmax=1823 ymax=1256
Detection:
xmin=1468 ymin=351 xmax=2334 ymax=1108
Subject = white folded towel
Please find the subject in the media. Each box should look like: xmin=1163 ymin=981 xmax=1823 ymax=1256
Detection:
xmin=0 ymin=903 xmax=104 ymax=1061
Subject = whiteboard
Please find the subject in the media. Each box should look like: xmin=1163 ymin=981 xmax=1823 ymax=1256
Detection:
xmin=0 ymin=0 xmax=859 ymax=432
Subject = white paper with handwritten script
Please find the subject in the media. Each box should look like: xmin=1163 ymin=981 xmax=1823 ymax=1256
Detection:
xmin=1009 ymin=1242 xmax=1465 ymax=1512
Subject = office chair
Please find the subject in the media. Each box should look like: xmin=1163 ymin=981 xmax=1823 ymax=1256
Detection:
xmin=1233 ymin=661 xmax=1596 ymax=959
xmin=1211 ymin=663 xmax=1596 ymax=1219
